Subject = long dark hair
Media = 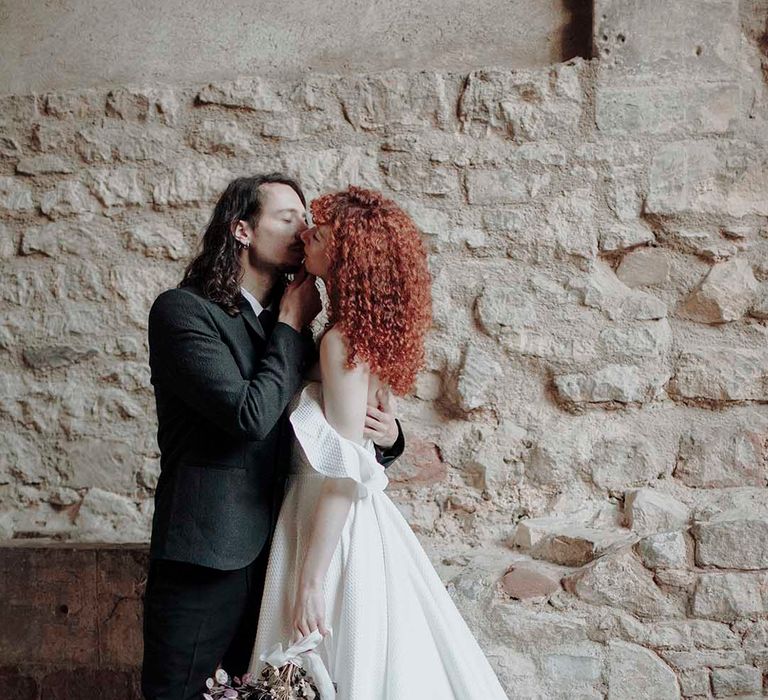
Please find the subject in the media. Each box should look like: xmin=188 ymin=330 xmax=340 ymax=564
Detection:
xmin=179 ymin=173 xmax=306 ymax=316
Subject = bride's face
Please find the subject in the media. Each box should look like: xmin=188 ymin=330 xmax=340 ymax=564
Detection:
xmin=300 ymin=224 xmax=331 ymax=279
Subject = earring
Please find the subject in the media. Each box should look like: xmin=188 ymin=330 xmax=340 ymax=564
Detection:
xmin=239 ymin=240 xmax=250 ymax=249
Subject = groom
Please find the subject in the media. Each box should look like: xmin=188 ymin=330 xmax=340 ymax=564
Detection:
xmin=141 ymin=173 xmax=405 ymax=700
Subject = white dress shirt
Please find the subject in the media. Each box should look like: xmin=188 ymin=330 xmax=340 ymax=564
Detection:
xmin=240 ymin=285 xmax=264 ymax=316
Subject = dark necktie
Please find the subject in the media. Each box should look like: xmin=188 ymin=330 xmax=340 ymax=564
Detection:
xmin=258 ymin=307 xmax=277 ymax=336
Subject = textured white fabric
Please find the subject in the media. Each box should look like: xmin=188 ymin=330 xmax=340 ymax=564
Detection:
xmin=248 ymin=381 xmax=508 ymax=699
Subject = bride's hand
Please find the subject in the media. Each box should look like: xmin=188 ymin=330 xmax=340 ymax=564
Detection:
xmin=290 ymin=583 xmax=329 ymax=641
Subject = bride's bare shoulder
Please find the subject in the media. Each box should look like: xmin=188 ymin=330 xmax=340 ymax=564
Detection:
xmin=319 ymin=325 xmax=347 ymax=361
xmin=319 ymin=326 xmax=369 ymax=379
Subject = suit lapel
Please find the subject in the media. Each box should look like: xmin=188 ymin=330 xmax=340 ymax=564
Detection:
xmin=237 ymin=279 xmax=286 ymax=341
xmin=237 ymin=296 xmax=266 ymax=340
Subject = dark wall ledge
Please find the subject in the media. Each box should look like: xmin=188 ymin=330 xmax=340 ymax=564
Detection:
xmin=0 ymin=542 xmax=150 ymax=699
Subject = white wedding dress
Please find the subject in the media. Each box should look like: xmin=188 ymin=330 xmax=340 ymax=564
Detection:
xmin=248 ymin=380 xmax=508 ymax=699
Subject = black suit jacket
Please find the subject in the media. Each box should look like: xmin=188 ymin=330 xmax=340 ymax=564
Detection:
xmin=147 ymin=283 xmax=404 ymax=570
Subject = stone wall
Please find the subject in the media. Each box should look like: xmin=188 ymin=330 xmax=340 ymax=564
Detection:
xmin=1 ymin=0 xmax=768 ymax=697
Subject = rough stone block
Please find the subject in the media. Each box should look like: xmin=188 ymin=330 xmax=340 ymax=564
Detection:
xmin=615 ymin=247 xmax=670 ymax=288
xmin=594 ymin=0 xmax=739 ymax=79
xmin=458 ymin=62 xmax=584 ymax=141
xmin=554 ymin=364 xmax=668 ymax=406
xmin=466 ymin=169 xmax=543 ymax=205
xmin=514 ymin=517 xmax=637 ymax=566
xmin=607 ymin=640 xmax=680 ymax=700
xmin=711 ymin=665 xmax=762 ymax=697
xmin=669 ymin=349 xmax=768 ymax=402
xmin=16 ymin=155 xmax=74 ymax=175
xmin=678 ymin=258 xmax=759 ymax=324
xmin=596 ymin=82 xmax=740 ymax=135
xmin=692 ymin=572 xmax=768 ymax=621
xmin=646 ymin=142 xmax=768 ymax=217
xmin=624 ymin=488 xmax=690 ymax=536
xmin=693 ymin=510 xmax=768 ymax=570
xmin=563 ymin=549 xmax=681 ymax=619
xmin=674 ymin=416 xmax=768 ymax=488
xmin=281 ymin=147 xmax=382 ymax=199
xmin=637 ymin=531 xmax=688 ymax=570
xmin=123 ymin=221 xmax=189 ymax=260
xmin=88 ymin=168 xmax=144 ymax=207
xmin=0 ymin=176 xmax=34 ymax=212
xmin=40 ymin=181 xmax=100 ymax=218
xmin=340 ymin=72 xmax=450 ymax=131
xmin=152 ymin=160 xmax=232 ymax=206
xmin=188 ymin=119 xmax=255 ymax=156
xmin=571 ymin=261 xmax=667 ymax=322
xmin=196 ymin=77 xmax=283 ymax=112
xmin=590 ymin=437 xmax=667 ymax=491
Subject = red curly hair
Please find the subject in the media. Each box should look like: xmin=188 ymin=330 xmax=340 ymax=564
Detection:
xmin=310 ymin=186 xmax=432 ymax=396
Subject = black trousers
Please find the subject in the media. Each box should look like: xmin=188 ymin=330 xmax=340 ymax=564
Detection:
xmin=141 ymin=543 xmax=271 ymax=700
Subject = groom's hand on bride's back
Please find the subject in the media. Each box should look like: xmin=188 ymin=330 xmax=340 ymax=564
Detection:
xmin=365 ymin=388 xmax=400 ymax=449
xmin=278 ymin=268 xmax=321 ymax=332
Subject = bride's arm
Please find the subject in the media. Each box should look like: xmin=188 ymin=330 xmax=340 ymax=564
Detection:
xmin=291 ymin=328 xmax=369 ymax=640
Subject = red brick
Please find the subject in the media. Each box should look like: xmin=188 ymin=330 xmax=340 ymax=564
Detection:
xmin=387 ymin=438 xmax=447 ymax=489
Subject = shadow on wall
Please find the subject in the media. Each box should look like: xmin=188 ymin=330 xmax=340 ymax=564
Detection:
xmin=562 ymin=0 xmax=594 ymax=62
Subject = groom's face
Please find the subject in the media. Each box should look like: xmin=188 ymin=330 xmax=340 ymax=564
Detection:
xmin=249 ymin=183 xmax=308 ymax=273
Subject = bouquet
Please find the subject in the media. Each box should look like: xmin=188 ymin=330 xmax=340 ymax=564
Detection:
xmin=204 ymin=629 xmax=336 ymax=700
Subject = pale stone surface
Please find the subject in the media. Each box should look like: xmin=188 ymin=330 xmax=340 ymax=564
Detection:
xmin=196 ymin=77 xmax=283 ymax=112
xmin=563 ymin=549 xmax=681 ymax=619
xmin=678 ymin=258 xmax=760 ymax=323
xmin=615 ymin=247 xmax=670 ymax=288
xmin=624 ymin=489 xmax=690 ymax=536
xmin=570 ymin=261 xmax=668 ymax=322
xmin=88 ymin=168 xmax=144 ymax=207
xmin=692 ymin=572 xmax=768 ymax=621
xmin=554 ymin=364 xmax=668 ymax=406
xmin=647 ymin=142 xmax=768 ymax=218
xmin=711 ymin=665 xmax=762 ymax=697
xmin=606 ymin=641 xmax=680 ymax=700
xmin=75 ymin=489 xmax=151 ymax=542
xmin=637 ymin=531 xmax=688 ymax=570
xmin=341 ymin=73 xmax=450 ymax=132
xmin=152 ymin=160 xmax=233 ymax=206
xmin=675 ymin=417 xmax=768 ymax=487
xmin=693 ymin=510 xmax=768 ymax=570
xmin=40 ymin=181 xmax=100 ymax=218
xmin=16 ymin=155 xmax=74 ymax=175
xmin=596 ymin=82 xmax=740 ymax=136
xmin=590 ymin=438 xmax=667 ymax=491
xmin=123 ymin=221 xmax=189 ymax=260
xmin=669 ymin=348 xmax=768 ymax=402
xmin=188 ymin=120 xmax=255 ymax=156
xmin=454 ymin=343 xmax=502 ymax=411
xmin=599 ymin=223 xmax=655 ymax=252
xmin=0 ymin=176 xmax=34 ymax=212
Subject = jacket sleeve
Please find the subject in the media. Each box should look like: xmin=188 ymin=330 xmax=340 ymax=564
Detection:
xmin=375 ymin=419 xmax=405 ymax=469
xmin=148 ymin=288 xmax=309 ymax=441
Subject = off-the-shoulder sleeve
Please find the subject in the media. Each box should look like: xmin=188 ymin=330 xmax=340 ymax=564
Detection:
xmin=288 ymin=382 xmax=389 ymax=498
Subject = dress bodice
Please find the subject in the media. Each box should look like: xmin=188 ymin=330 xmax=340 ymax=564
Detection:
xmin=286 ymin=381 xmax=383 ymax=494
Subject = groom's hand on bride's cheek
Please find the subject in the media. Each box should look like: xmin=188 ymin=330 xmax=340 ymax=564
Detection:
xmin=364 ymin=388 xmax=398 ymax=449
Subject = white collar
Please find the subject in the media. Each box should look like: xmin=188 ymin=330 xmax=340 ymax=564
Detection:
xmin=240 ymin=286 xmax=264 ymax=316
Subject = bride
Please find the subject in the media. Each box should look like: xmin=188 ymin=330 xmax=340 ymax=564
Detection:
xmin=248 ymin=186 xmax=508 ymax=699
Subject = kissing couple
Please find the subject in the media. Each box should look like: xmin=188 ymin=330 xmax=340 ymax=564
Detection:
xmin=140 ymin=173 xmax=508 ymax=699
